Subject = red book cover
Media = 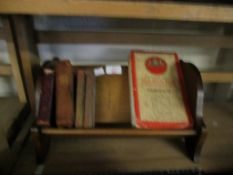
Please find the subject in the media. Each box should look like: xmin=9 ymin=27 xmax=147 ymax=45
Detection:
xmin=129 ymin=51 xmax=192 ymax=129
xmin=56 ymin=60 xmax=74 ymax=127
xmin=37 ymin=69 xmax=54 ymax=126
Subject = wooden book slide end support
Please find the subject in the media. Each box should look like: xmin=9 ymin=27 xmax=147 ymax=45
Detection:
xmin=180 ymin=61 xmax=207 ymax=163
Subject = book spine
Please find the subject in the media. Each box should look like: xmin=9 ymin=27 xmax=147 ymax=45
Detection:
xmin=84 ymin=70 xmax=96 ymax=128
xmin=56 ymin=60 xmax=74 ymax=127
xmin=37 ymin=68 xmax=54 ymax=127
xmin=75 ymin=69 xmax=85 ymax=128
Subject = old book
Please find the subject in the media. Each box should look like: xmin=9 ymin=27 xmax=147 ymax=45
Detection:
xmin=75 ymin=69 xmax=85 ymax=128
xmin=56 ymin=60 xmax=74 ymax=127
xmin=129 ymin=51 xmax=192 ymax=129
xmin=84 ymin=69 xmax=96 ymax=128
xmin=37 ymin=67 xmax=55 ymax=127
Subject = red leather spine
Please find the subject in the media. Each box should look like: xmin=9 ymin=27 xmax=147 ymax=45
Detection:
xmin=37 ymin=68 xmax=54 ymax=126
xmin=56 ymin=60 xmax=74 ymax=127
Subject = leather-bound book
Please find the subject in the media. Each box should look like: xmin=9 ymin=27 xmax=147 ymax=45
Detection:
xmin=75 ymin=69 xmax=85 ymax=128
xmin=84 ymin=69 xmax=96 ymax=128
xmin=56 ymin=60 xmax=74 ymax=127
xmin=37 ymin=65 xmax=55 ymax=127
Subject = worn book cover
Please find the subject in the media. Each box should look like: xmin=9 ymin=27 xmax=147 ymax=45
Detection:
xmin=129 ymin=51 xmax=192 ymax=129
xmin=56 ymin=60 xmax=74 ymax=127
xmin=37 ymin=67 xmax=55 ymax=126
xmin=84 ymin=69 xmax=96 ymax=128
xmin=75 ymin=69 xmax=85 ymax=128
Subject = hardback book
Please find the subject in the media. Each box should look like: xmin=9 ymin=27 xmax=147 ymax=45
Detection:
xmin=84 ymin=69 xmax=96 ymax=128
xmin=75 ymin=69 xmax=85 ymax=128
xmin=129 ymin=51 xmax=192 ymax=129
xmin=37 ymin=65 xmax=55 ymax=126
xmin=56 ymin=60 xmax=74 ymax=127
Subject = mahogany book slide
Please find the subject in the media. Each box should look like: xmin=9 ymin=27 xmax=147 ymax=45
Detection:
xmin=129 ymin=51 xmax=192 ymax=129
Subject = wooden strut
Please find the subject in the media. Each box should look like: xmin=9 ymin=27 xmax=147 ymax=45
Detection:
xmin=185 ymin=126 xmax=207 ymax=163
xmin=181 ymin=61 xmax=207 ymax=162
xmin=31 ymin=127 xmax=51 ymax=164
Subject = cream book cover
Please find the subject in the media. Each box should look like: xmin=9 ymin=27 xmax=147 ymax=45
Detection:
xmin=129 ymin=51 xmax=192 ymax=129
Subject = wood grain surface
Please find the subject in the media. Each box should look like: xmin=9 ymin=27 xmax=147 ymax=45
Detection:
xmin=37 ymin=31 xmax=233 ymax=48
xmin=0 ymin=1 xmax=233 ymax=22
xmin=0 ymin=64 xmax=12 ymax=76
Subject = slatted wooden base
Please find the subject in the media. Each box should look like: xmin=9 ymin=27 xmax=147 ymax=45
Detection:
xmin=11 ymin=58 xmax=232 ymax=174
xmin=14 ymin=101 xmax=233 ymax=174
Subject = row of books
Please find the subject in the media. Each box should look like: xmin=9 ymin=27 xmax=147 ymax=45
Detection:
xmin=37 ymin=50 xmax=193 ymax=129
xmin=36 ymin=59 xmax=95 ymax=128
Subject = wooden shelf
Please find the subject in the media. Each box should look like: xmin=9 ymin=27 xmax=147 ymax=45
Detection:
xmin=201 ymin=72 xmax=233 ymax=83
xmin=37 ymin=31 xmax=233 ymax=49
xmin=0 ymin=1 xmax=233 ymax=23
xmin=40 ymin=128 xmax=196 ymax=137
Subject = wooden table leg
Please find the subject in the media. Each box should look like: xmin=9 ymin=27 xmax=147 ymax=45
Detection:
xmin=31 ymin=127 xmax=50 ymax=164
xmin=185 ymin=128 xmax=207 ymax=163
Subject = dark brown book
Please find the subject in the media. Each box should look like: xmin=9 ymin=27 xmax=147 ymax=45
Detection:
xmin=84 ymin=69 xmax=96 ymax=128
xmin=56 ymin=60 xmax=74 ymax=127
xmin=37 ymin=67 xmax=55 ymax=126
xmin=75 ymin=69 xmax=85 ymax=128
